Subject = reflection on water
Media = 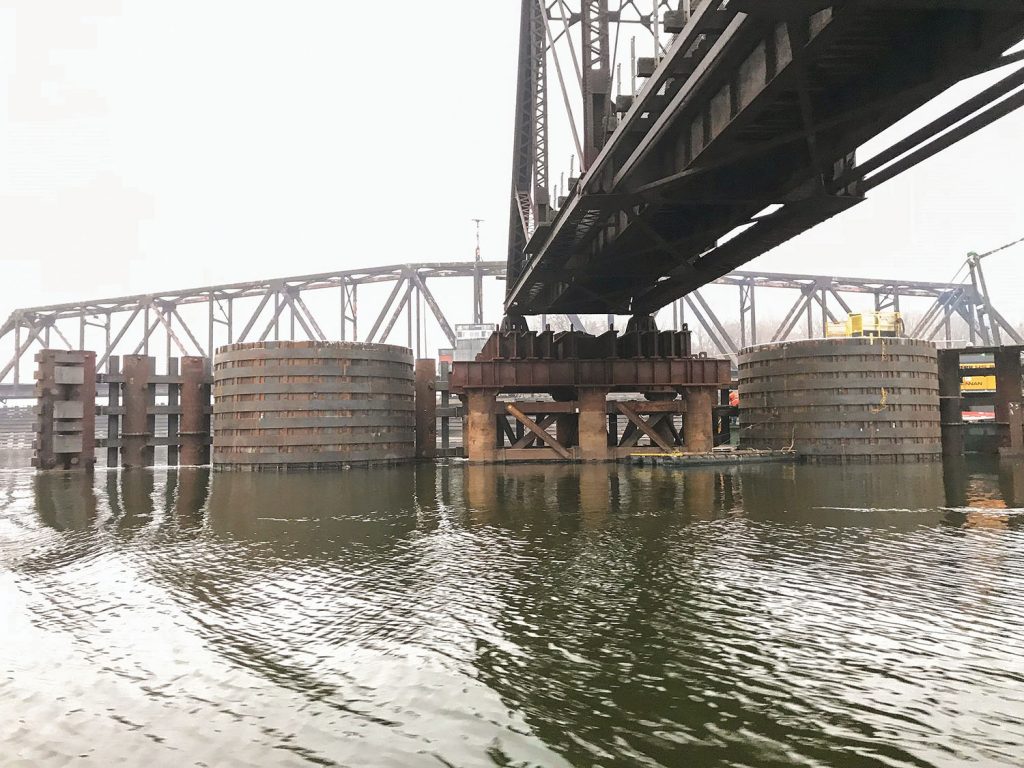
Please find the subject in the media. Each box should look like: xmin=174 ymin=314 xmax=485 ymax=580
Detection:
xmin=2 ymin=456 xmax=1024 ymax=767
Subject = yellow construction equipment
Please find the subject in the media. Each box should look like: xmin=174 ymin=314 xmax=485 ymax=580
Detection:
xmin=960 ymin=356 xmax=997 ymax=393
xmin=825 ymin=312 xmax=905 ymax=338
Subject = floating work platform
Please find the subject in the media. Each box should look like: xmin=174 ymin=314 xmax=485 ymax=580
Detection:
xmin=629 ymin=449 xmax=798 ymax=469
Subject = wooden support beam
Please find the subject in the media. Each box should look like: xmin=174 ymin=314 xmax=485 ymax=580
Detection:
xmin=499 ymin=417 xmax=519 ymax=447
xmin=617 ymin=403 xmax=674 ymax=452
xmin=506 ymin=403 xmax=572 ymax=459
xmin=511 ymin=413 xmax=559 ymax=449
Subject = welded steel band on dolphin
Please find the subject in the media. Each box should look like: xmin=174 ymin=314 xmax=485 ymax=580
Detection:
xmin=738 ymin=337 xmax=942 ymax=463
xmin=212 ymin=341 xmax=415 ymax=470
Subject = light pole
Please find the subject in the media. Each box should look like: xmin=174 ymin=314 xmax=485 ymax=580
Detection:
xmin=472 ymin=219 xmax=484 ymax=324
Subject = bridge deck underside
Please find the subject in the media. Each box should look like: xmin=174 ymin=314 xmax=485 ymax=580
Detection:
xmin=508 ymin=3 xmax=1024 ymax=315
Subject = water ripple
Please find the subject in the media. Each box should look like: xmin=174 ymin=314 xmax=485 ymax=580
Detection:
xmin=2 ymin=459 xmax=1023 ymax=766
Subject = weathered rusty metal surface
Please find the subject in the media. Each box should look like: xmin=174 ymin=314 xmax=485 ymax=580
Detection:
xmin=1004 ymin=402 xmax=1024 ymax=458
xmin=452 ymin=329 xmax=729 ymax=394
xmin=180 ymin=356 xmax=211 ymax=466
xmin=994 ymin=347 xmax=1023 ymax=432
xmin=453 ymin=357 xmax=730 ymax=393
xmin=120 ymin=355 xmax=156 ymax=468
xmin=166 ymin=358 xmax=180 ymax=467
xmin=31 ymin=350 xmax=96 ymax=471
xmin=739 ymin=338 xmax=941 ymax=464
xmin=476 ymin=328 xmax=693 ymax=362
xmin=212 ymin=341 xmax=414 ymax=470
xmin=454 ymin=328 xmax=727 ymax=463
xmin=937 ymin=349 xmax=965 ymax=458
xmin=96 ymin=355 xmax=213 ymax=467
xmin=414 ymin=359 xmax=436 ymax=461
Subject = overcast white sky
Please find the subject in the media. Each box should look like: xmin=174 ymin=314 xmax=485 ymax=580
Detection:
xmin=1 ymin=1 xmax=1022 ymax=349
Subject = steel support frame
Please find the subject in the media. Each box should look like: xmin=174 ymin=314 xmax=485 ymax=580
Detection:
xmin=505 ymin=0 xmax=675 ymax=288
xmin=507 ymin=0 xmax=549 ymax=286
xmin=503 ymin=4 xmax=1024 ymax=315
xmin=2 ymin=261 xmax=1022 ymax=396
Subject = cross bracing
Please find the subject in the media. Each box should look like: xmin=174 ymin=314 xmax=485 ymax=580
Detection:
xmin=1 ymin=260 xmax=1019 ymax=400
xmin=505 ymin=0 xmax=1024 ymax=314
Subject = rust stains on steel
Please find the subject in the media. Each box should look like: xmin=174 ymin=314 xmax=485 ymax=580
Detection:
xmin=212 ymin=341 xmax=415 ymax=471
xmin=450 ymin=328 xmax=731 ymax=393
xmin=451 ymin=327 xmax=729 ymax=463
xmin=31 ymin=350 xmax=96 ymax=471
xmin=738 ymin=337 xmax=944 ymax=464
xmin=505 ymin=1 xmax=1024 ymax=314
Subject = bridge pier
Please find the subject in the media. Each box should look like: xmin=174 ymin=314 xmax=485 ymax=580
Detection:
xmin=452 ymin=327 xmax=729 ymax=464
xmin=682 ymin=388 xmax=715 ymax=455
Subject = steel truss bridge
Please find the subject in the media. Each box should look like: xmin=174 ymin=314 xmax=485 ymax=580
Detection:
xmin=504 ymin=0 xmax=1024 ymax=316
xmin=1 ymin=259 xmax=1018 ymax=400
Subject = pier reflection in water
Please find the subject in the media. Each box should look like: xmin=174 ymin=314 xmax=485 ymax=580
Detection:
xmin=2 ymin=457 xmax=1023 ymax=767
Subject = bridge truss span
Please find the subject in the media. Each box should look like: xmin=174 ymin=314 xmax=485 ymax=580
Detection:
xmin=504 ymin=0 xmax=1024 ymax=315
xmin=1 ymin=260 xmax=1019 ymax=400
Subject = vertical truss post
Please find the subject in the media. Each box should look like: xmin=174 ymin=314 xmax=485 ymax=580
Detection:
xmin=208 ymin=292 xmax=215 ymax=361
xmin=970 ymin=253 xmax=1003 ymax=346
xmin=740 ymin=280 xmax=756 ymax=348
xmin=352 ymin=284 xmax=358 ymax=341
xmin=966 ymin=262 xmax=991 ymax=345
xmin=13 ymin=323 xmax=20 ymax=386
xmin=274 ymin=292 xmax=281 ymax=341
xmin=407 ymin=284 xmax=413 ymax=350
xmin=532 ymin=0 xmax=549 ymax=227
xmin=340 ymin=280 xmax=347 ymax=341
xmin=506 ymin=0 xmax=548 ymax=289
xmin=581 ymin=0 xmax=611 ymax=170
xmin=104 ymin=312 xmax=112 ymax=369
xmin=474 ymin=261 xmax=484 ymax=325
xmin=415 ymin=285 xmax=422 ymax=358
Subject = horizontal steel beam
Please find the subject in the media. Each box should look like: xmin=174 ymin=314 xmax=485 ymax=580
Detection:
xmin=505 ymin=4 xmax=1024 ymax=313
xmin=0 ymin=259 xmax=1014 ymax=396
xmin=4 ymin=262 xmax=508 ymax=319
xmin=0 ymin=262 xmax=983 ymax=326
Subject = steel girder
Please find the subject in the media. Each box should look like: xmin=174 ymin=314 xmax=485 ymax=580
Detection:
xmin=504 ymin=0 xmax=677 ymax=295
xmin=505 ymin=2 xmax=1024 ymax=315
xmin=0 ymin=263 xmax=508 ymax=396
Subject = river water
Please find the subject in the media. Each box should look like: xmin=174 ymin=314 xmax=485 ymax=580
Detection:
xmin=2 ymin=453 xmax=1023 ymax=767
